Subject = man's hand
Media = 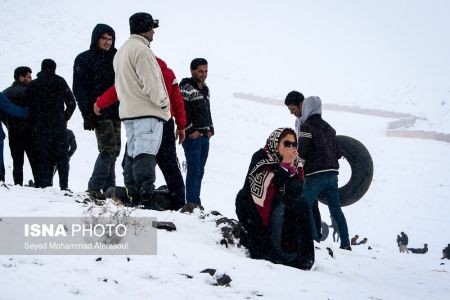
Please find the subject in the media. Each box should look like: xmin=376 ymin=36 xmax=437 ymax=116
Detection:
xmin=189 ymin=130 xmax=203 ymax=140
xmin=207 ymin=131 xmax=214 ymax=139
xmin=176 ymin=128 xmax=186 ymax=144
xmin=93 ymin=102 xmax=101 ymax=116
xmin=83 ymin=113 xmax=96 ymax=131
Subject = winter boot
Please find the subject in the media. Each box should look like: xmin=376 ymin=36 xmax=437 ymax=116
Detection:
xmin=86 ymin=188 xmax=106 ymax=200
xmin=340 ymin=244 xmax=352 ymax=251
xmin=132 ymin=153 xmax=157 ymax=197
xmin=127 ymin=191 xmax=142 ymax=207
xmin=141 ymin=193 xmax=164 ymax=211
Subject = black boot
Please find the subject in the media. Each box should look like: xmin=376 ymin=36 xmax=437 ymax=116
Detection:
xmin=123 ymin=153 xmax=140 ymax=206
xmin=142 ymin=193 xmax=164 ymax=211
xmin=132 ymin=153 xmax=157 ymax=196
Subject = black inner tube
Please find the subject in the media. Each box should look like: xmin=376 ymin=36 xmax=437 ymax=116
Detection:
xmin=317 ymin=135 xmax=374 ymax=207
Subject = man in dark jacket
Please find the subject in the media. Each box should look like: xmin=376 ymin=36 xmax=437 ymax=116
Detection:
xmin=180 ymin=58 xmax=213 ymax=205
xmin=27 ymin=59 xmax=76 ymax=190
xmin=297 ymin=96 xmax=351 ymax=250
xmin=400 ymin=231 xmax=409 ymax=253
xmin=2 ymin=66 xmax=39 ymax=185
xmin=0 ymin=92 xmax=29 ymax=182
xmin=442 ymin=244 xmax=450 ymax=259
xmin=73 ymin=24 xmax=120 ymax=199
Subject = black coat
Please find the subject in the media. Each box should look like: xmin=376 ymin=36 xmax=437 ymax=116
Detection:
xmin=27 ymin=70 xmax=76 ymax=131
xmin=298 ymin=114 xmax=341 ymax=176
xmin=401 ymin=233 xmax=409 ymax=246
xmin=73 ymin=24 xmax=118 ymax=120
xmin=2 ymin=82 xmax=31 ymax=132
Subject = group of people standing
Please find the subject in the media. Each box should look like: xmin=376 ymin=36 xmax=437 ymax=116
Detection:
xmin=1 ymin=62 xmax=76 ymax=189
xmin=1 ymin=11 xmax=360 ymax=271
xmin=0 ymin=12 xmax=214 ymax=211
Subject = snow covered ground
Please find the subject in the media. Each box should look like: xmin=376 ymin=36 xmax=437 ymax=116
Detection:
xmin=1 ymin=1 xmax=450 ymax=299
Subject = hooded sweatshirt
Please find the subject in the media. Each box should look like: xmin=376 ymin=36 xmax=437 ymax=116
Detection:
xmin=73 ymin=24 xmax=118 ymax=120
xmin=298 ymin=96 xmax=340 ymax=176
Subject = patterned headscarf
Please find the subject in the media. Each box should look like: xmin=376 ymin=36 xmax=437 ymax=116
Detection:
xmin=248 ymin=128 xmax=300 ymax=207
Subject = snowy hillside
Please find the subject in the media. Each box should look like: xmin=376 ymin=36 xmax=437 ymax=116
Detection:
xmin=1 ymin=1 xmax=450 ymax=299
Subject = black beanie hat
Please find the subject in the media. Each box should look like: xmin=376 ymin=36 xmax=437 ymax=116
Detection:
xmin=129 ymin=12 xmax=159 ymax=34
xmin=41 ymin=59 xmax=56 ymax=73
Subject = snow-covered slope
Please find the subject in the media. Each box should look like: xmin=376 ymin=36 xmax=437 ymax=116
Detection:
xmin=1 ymin=182 xmax=449 ymax=300
xmin=1 ymin=1 xmax=450 ymax=299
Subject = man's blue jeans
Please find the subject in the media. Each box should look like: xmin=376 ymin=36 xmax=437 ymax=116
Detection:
xmin=303 ymin=172 xmax=350 ymax=247
xmin=182 ymin=136 xmax=209 ymax=204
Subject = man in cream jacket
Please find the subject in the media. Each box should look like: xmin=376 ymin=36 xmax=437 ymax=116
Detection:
xmin=113 ymin=12 xmax=170 ymax=208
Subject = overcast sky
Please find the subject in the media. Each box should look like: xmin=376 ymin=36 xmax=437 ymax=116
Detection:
xmin=1 ymin=0 xmax=449 ymax=107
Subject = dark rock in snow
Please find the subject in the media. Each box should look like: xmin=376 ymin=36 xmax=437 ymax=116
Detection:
xmin=95 ymin=257 xmax=102 ymax=262
xmin=215 ymin=274 xmax=232 ymax=286
xmin=326 ymin=247 xmax=334 ymax=258
xmin=200 ymin=268 xmax=216 ymax=276
xmin=215 ymin=217 xmax=245 ymax=248
xmin=200 ymin=269 xmax=232 ymax=286
xmin=152 ymin=221 xmax=177 ymax=231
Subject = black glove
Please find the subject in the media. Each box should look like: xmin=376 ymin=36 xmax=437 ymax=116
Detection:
xmin=83 ymin=113 xmax=97 ymax=131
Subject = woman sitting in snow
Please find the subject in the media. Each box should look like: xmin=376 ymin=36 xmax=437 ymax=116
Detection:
xmin=235 ymin=127 xmax=316 ymax=270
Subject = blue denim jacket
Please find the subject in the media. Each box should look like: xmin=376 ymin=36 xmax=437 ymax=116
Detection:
xmin=0 ymin=92 xmax=29 ymax=140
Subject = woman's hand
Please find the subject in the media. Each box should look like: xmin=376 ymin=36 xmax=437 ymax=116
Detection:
xmin=281 ymin=147 xmax=298 ymax=166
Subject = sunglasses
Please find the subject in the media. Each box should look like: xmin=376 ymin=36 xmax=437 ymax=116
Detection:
xmin=283 ymin=140 xmax=298 ymax=148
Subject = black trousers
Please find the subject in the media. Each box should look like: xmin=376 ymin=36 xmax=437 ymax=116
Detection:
xmin=156 ymin=118 xmax=185 ymax=209
xmin=8 ymin=128 xmax=39 ymax=185
xmin=33 ymin=128 xmax=69 ymax=189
